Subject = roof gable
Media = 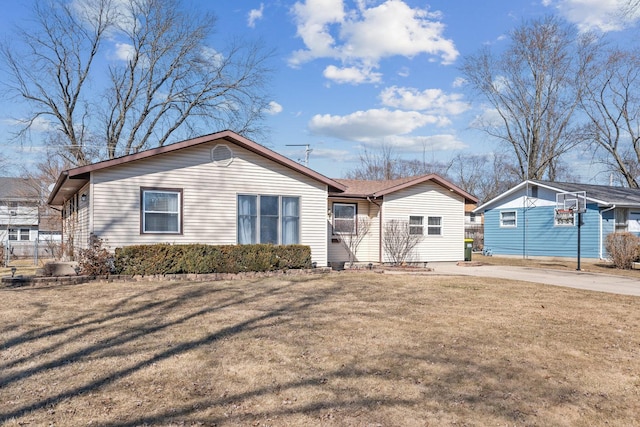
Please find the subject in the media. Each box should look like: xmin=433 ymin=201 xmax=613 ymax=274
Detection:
xmin=475 ymin=180 xmax=640 ymax=212
xmin=48 ymin=130 xmax=346 ymax=205
xmin=331 ymin=173 xmax=478 ymax=203
xmin=0 ymin=177 xmax=40 ymax=200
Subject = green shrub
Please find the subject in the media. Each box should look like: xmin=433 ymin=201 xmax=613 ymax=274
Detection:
xmin=605 ymin=232 xmax=640 ymax=270
xmin=114 ymin=244 xmax=312 ymax=275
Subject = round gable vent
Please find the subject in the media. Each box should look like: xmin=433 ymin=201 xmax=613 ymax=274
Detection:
xmin=211 ymin=144 xmax=233 ymax=167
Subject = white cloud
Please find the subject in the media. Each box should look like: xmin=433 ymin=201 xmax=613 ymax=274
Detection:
xmin=305 ymin=147 xmax=353 ymax=161
xmin=543 ymin=0 xmax=640 ymax=32
xmin=200 ymin=46 xmax=224 ymax=68
xmin=339 ymin=1 xmax=458 ymax=64
xmin=248 ymin=3 xmax=264 ymax=28
xmin=452 ymin=77 xmax=466 ymax=88
xmin=323 ymin=65 xmax=382 ymax=84
xmin=470 ymin=105 xmax=503 ymax=129
xmin=308 ymin=108 xmax=449 ymax=142
xmin=113 ymin=42 xmax=136 ymax=61
xmin=397 ymin=67 xmax=410 ymax=78
xmin=290 ymin=0 xmax=345 ymax=66
xmin=289 ymin=0 xmax=458 ymax=84
xmin=2 ymin=116 xmax=53 ymax=133
xmin=266 ymin=101 xmax=283 ymax=115
xmin=379 ymin=86 xmax=470 ymax=115
xmin=384 ymin=134 xmax=467 ymax=151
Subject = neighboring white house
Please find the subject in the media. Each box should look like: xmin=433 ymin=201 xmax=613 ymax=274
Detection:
xmin=328 ymin=175 xmax=478 ymax=265
xmin=0 ymin=177 xmax=40 ymax=243
xmin=47 ymin=131 xmax=477 ymax=266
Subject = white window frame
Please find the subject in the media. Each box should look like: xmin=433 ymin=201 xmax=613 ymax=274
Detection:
xmin=141 ymin=188 xmax=182 ymax=234
xmin=8 ymin=228 xmax=30 ymax=241
xmin=500 ymin=210 xmax=517 ymax=228
xmin=333 ymin=202 xmax=357 ymax=235
xmin=629 ymin=211 xmax=640 ymax=232
xmin=237 ymin=195 xmax=300 ymax=245
xmin=409 ymin=215 xmax=424 ymax=235
xmin=427 ymin=216 xmax=442 ymax=236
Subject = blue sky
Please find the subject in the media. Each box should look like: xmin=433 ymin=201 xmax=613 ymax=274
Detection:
xmin=1 ymin=0 xmax=639 ymax=180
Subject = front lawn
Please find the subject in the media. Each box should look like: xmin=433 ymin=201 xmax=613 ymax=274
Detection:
xmin=1 ymin=273 xmax=639 ymax=426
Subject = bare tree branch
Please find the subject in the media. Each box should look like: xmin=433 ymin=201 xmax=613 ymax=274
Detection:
xmin=461 ymin=16 xmax=597 ymax=181
xmin=1 ymin=0 xmax=273 ymax=165
xmin=579 ymin=48 xmax=640 ymax=188
xmin=382 ymin=219 xmax=423 ymax=266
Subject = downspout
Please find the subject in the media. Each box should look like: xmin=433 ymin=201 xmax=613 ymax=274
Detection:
xmin=599 ymin=205 xmax=616 ymax=259
xmin=367 ymin=196 xmax=383 ymax=263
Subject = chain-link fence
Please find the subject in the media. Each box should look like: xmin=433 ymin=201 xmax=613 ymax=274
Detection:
xmin=2 ymin=240 xmax=62 ymax=267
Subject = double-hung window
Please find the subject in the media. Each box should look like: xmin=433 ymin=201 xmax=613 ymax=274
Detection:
xmin=427 ymin=216 xmax=442 ymax=235
xmin=8 ymin=228 xmax=30 ymax=241
xmin=409 ymin=216 xmax=424 ymax=235
xmin=141 ymin=188 xmax=182 ymax=234
xmin=333 ymin=203 xmax=357 ymax=234
xmin=500 ymin=210 xmax=517 ymax=228
xmin=237 ymin=195 xmax=300 ymax=244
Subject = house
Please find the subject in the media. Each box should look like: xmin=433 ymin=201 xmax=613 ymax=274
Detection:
xmin=464 ymin=202 xmax=483 ymax=250
xmin=0 ymin=177 xmax=40 ymax=243
xmin=328 ymin=175 xmax=477 ymax=265
xmin=47 ymin=130 xmax=476 ymax=266
xmin=475 ymin=180 xmax=640 ymax=259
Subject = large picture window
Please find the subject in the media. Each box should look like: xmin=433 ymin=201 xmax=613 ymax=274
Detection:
xmin=500 ymin=210 xmax=517 ymax=228
xmin=141 ymin=188 xmax=182 ymax=234
xmin=333 ymin=203 xmax=357 ymax=234
xmin=238 ymin=195 xmax=300 ymax=245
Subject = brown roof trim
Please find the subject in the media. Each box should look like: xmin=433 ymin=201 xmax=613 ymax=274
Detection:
xmin=330 ymin=173 xmax=478 ymax=203
xmin=48 ymin=130 xmax=346 ymax=205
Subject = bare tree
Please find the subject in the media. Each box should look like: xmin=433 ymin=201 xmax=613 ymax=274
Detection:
xmin=338 ymin=216 xmax=371 ymax=267
xmin=345 ymin=144 xmax=452 ymax=181
xmin=579 ymin=48 xmax=640 ymax=188
xmin=461 ymin=16 xmax=596 ymax=181
xmin=345 ymin=145 xmax=402 ymax=180
xmin=448 ymin=153 xmax=521 ymax=203
xmin=1 ymin=0 xmax=273 ymax=165
xmin=382 ymin=219 xmax=423 ymax=266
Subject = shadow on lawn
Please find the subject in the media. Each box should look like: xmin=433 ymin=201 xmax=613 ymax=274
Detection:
xmin=0 ymin=277 xmax=343 ymax=422
xmin=0 ymin=275 xmax=604 ymax=425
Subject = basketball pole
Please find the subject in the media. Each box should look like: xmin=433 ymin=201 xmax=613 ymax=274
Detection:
xmin=577 ymin=211 xmax=581 ymax=271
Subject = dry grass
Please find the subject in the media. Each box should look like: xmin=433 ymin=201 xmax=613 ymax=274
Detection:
xmin=0 ymin=259 xmax=51 ymax=277
xmin=1 ymin=273 xmax=639 ymax=426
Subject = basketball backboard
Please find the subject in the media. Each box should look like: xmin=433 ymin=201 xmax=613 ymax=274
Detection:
xmin=556 ymin=191 xmax=587 ymax=214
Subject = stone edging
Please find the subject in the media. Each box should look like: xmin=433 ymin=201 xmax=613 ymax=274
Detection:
xmin=0 ymin=267 xmax=333 ymax=288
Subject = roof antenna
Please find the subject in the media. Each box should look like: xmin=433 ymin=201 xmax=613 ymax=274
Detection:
xmin=286 ymin=144 xmax=312 ymax=167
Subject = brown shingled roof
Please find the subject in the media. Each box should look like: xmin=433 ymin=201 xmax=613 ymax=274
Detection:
xmin=331 ymin=173 xmax=478 ymax=203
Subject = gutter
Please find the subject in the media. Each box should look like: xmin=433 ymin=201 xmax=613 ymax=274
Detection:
xmin=47 ymin=170 xmax=69 ymax=205
xmin=367 ymin=196 xmax=383 ymax=263
xmin=599 ymin=205 xmax=616 ymax=259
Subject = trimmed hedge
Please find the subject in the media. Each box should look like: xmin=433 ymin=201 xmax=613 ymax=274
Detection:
xmin=113 ymin=244 xmax=312 ymax=275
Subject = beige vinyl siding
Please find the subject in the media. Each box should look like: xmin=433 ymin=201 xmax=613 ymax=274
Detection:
xmin=382 ymin=181 xmax=465 ymax=262
xmin=62 ymin=184 xmax=91 ymax=254
xmin=327 ymin=198 xmax=380 ymax=264
xmin=89 ymin=141 xmax=329 ymax=266
xmin=77 ymin=184 xmax=90 ymax=249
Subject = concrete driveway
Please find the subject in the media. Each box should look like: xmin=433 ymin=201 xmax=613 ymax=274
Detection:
xmin=427 ymin=262 xmax=640 ymax=297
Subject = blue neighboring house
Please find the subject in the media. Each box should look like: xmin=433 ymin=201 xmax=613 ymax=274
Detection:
xmin=475 ymin=180 xmax=640 ymax=259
